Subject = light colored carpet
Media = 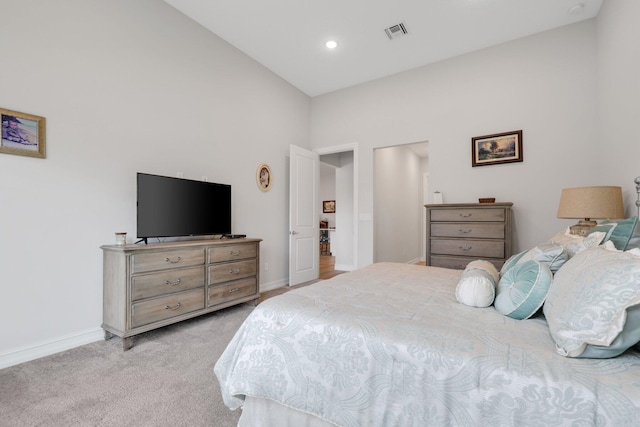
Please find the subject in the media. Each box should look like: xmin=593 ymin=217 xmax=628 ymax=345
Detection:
xmin=0 ymin=303 xmax=255 ymax=427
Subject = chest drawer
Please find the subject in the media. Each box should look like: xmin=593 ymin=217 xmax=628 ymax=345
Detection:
xmin=132 ymin=249 xmax=204 ymax=274
xmin=209 ymin=259 xmax=257 ymax=285
xmin=431 ymin=238 xmax=504 ymax=258
xmin=131 ymin=288 xmax=205 ymax=328
xmin=131 ymin=266 xmax=204 ymax=301
xmin=430 ymin=223 xmax=504 ymax=239
xmin=430 ymin=208 xmax=505 ymax=222
xmin=208 ymin=278 xmax=257 ymax=307
xmin=430 ymin=255 xmax=504 ymax=270
xmin=209 ymin=244 xmax=257 ymax=263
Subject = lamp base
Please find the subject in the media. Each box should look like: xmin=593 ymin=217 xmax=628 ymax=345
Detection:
xmin=569 ymin=219 xmax=597 ymax=237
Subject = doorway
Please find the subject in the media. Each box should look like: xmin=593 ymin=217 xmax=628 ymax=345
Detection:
xmin=373 ymin=141 xmax=429 ymax=264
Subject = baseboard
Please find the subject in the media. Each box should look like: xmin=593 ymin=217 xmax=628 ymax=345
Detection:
xmin=259 ymin=277 xmax=289 ymax=293
xmin=335 ymin=264 xmax=355 ymax=271
xmin=406 ymin=257 xmax=422 ymax=265
xmin=0 ymin=327 xmax=104 ymax=370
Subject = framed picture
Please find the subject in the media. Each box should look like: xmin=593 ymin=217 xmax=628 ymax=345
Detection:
xmin=1 ymin=108 xmax=46 ymax=159
xmin=323 ymin=200 xmax=336 ymax=213
xmin=471 ymin=130 xmax=522 ymax=167
xmin=256 ymin=163 xmax=272 ymax=192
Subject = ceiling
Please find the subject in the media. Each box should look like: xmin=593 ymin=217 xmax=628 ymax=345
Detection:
xmin=162 ymin=0 xmax=602 ymax=97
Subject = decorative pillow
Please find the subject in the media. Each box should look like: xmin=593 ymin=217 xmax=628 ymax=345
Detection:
xmin=589 ymin=216 xmax=640 ymax=251
xmin=543 ymin=246 xmax=640 ymax=358
xmin=500 ymin=250 xmax=526 ymax=276
xmin=455 ymin=260 xmax=499 ymax=308
xmin=495 ymin=260 xmax=553 ymax=320
xmin=515 ymin=243 xmax=568 ymax=274
xmin=548 ymin=229 xmax=605 ymax=258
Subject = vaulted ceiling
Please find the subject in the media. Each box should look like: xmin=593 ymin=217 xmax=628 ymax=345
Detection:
xmin=163 ymin=0 xmax=602 ymax=96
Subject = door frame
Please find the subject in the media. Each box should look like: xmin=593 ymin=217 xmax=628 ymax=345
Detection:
xmin=314 ymin=143 xmax=359 ymax=271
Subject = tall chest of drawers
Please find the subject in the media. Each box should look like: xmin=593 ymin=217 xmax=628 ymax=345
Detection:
xmin=102 ymin=238 xmax=260 ymax=350
xmin=425 ymin=203 xmax=512 ymax=270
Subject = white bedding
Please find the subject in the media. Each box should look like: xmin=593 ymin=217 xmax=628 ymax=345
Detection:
xmin=215 ymin=262 xmax=640 ymax=426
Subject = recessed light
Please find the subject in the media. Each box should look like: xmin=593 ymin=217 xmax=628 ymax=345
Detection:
xmin=325 ymin=40 xmax=338 ymax=49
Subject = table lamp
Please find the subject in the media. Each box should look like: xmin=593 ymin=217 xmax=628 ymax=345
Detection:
xmin=557 ymin=186 xmax=624 ymax=236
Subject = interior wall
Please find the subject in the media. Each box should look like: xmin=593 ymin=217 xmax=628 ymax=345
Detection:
xmin=311 ymin=20 xmax=600 ymax=266
xmin=597 ymin=0 xmax=640 ymax=211
xmin=374 ymin=146 xmax=422 ymax=263
xmin=335 ymin=152 xmax=355 ymax=270
xmin=0 ymin=0 xmax=310 ymax=366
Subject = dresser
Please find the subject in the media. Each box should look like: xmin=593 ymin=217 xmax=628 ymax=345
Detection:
xmin=425 ymin=203 xmax=512 ymax=270
xmin=101 ymin=238 xmax=260 ymax=350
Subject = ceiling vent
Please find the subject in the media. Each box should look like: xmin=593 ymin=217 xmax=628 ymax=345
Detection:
xmin=384 ymin=22 xmax=408 ymax=40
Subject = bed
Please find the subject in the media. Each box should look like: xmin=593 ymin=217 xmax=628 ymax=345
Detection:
xmin=215 ymin=180 xmax=640 ymax=427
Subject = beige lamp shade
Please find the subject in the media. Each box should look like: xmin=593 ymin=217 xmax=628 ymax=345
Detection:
xmin=557 ymin=186 xmax=624 ymax=235
xmin=557 ymin=186 xmax=624 ymax=220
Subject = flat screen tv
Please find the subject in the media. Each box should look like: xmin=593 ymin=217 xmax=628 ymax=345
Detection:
xmin=137 ymin=173 xmax=231 ymax=242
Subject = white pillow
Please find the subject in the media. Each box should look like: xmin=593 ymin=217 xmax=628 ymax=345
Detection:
xmin=455 ymin=260 xmax=499 ymax=308
xmin=548 ymin=228 xmax=605 ymax=258
xmin=543 ymin=246 xmax=640 ymax=358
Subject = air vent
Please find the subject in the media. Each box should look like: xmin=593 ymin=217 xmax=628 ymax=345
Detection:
xmin=384 ymin=22 xmax=408 ymax=40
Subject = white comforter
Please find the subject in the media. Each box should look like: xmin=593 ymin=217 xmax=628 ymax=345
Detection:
xmin=215 ymin=262 xmax=640 ymax=426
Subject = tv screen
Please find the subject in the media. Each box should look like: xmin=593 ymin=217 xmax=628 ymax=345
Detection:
xmin=137 ymin=173 xmax=231 ymax=240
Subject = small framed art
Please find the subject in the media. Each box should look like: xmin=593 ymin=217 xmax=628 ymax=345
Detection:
xmin=471 ymin=130 xmax=522 ymax=167
xmin=323 ymin=200 xmax=336 ymax=213
xmin=1 ymin=108 xmax=46 ymax=159
xmin=257 ymin=163 xmax=272 ymax=191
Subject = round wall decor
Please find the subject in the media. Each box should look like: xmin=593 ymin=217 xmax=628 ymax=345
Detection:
xmin=256 ymin=163 xmax=272 ymax=192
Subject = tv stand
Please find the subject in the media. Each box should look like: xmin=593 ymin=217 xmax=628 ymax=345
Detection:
xmin=101 ymin=238 xmax=261 ymax=350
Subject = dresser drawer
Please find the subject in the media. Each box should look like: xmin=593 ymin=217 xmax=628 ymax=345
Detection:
xmin=131 ymin=266 xmax=204 ymax=301
xmin=430 ymin=255 xmax=504 ymax=270
xmin=431 ymin=239 xmax=504 ymax=258
xmin=132 ymin=249 xmax=205 ymax=274
xmin=430 ymin=223 xmax=504 ymax=239
xmin=209 ymin=244 xmax=257 ymax=263
xmin=209 ymin=259 xmax=257 ymax=285
xmin=430 ymin=208 xmax=505 ymax=222
xmin=131 ymin=288 xmax=205 ymax=328
xmin=208 ymin=278 xmax=257 ymax=306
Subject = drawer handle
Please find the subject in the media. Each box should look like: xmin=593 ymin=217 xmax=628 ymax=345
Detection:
xmin=164 ymin=278 xmax=182 ymax=286
xmin=228 ymin=288 xmax=240 ymax=294
xmin=165 ymin=256 xmax=182 ymax=264
xmin=459 ymin=246 xmax=473 ymax=252
xmin=229 ymin=250 xmax=241 ymax=256
xmin=459 ymin=213 xmax=473 ymax=218
xmin=229 ymin=268 xmax=241 ymax=274
xmin=164 ymin=302 xmax=182 ymax=311
xmin=458 ymin=229 xmax=472 ymax=234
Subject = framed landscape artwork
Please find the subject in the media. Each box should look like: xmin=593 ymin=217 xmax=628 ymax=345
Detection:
xmin=0 ymin=108 xmax=46 ymax=159
xmin=471 ymin=130 xmax=522 ymax=167
xmin=323 ymin=200 xmax=336 ymax=213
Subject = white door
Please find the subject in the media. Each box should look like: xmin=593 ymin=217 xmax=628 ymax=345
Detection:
xmin=289 ymin=144 xmax=319 ymax=286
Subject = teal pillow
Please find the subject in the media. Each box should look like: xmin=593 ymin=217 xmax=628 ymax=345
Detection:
xmin=579 ymin=304 xmax=640 ymax=358
xmin=495 ymin=260 xmax=553 ymax=320
xmin=500 ymin=250 xmax=526 ymax=275
xmin=590 ymin=216 xmax=640 ymax=250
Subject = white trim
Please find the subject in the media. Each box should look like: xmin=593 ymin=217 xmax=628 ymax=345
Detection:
xmin=260 ymin=277 xmax=289 ymax=292
xmin=335 ymin=263 xmax=355 ymax=272
xmin=0 ymin=327 xmax=104 ymax=369
xmin=406 ymin=257 xmax=422 ymax=265
xmin=314 ymin=143 xmax=359 ymax=269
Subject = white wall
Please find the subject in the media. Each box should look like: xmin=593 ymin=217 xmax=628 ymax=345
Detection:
xmin=0 ymin=0 xmax=309 ymax=366
xmin=319 ymin=163 xmax=336 ymax=227
xmin=311 ymin=20 xmax=600 ymax=266
xmin=335 ymin=152 xmax=355 ymax=270
xmin=374 ymin=146 xmax=422 ymax=263
xmin=597 ymin=0 xmax=640 ymax=213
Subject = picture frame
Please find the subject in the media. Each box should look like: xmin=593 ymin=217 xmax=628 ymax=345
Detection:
xmin=323 ymin=200 xmax=336 ymax=213
xmin=256 ymin=163 xmax=272 ymax=192
xmin=1 ymin=108 xmax=46 ymax=159
xmin=471 ymin=130 xmax=522 ymax=167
